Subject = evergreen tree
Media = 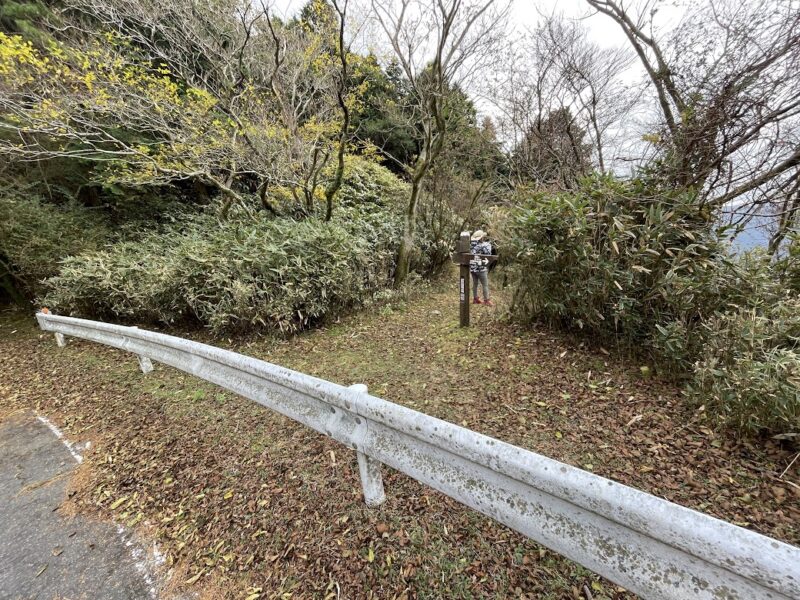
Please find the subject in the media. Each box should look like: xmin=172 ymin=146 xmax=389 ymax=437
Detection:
xmin=0 ymin=1 xmax=53 ymax=45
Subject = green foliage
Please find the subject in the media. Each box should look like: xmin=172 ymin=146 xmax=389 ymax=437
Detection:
xmin=504 ymin=175 xmax=731 ymax=365
xmin=334 ymin=156 xmax=409 ymax=208
xmin=0 ymin=1 xmax=53 ymax=46
xmin=0 ymin=193 xmax=109 ymax=299
xmin=350 ymin=56 xmax=417 ymax=171
xmin=503 ymin=176 xmax=792 ymax=364
xmin=333 ymin=156 xmax=455 ymax=278
xmin=688 ymin=296 xmax=800 ymax=436
xmin=503 ymin=174 xmax=800 ymax=436
xmin=778 ymin=231 xmax=800 ymax=292
xmin=414 ymin=194 xmax=461 ymax=278
xmin=42 ymin=212 xmax=393 ymax=333
xmin=39 ymin=160 xmax=452 ymax=331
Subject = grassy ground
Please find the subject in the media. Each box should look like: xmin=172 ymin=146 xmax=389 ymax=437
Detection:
xmin=1 ymin=275 xmax=798 ymax=599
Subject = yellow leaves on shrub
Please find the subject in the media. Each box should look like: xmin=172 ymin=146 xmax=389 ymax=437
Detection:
xmin=0 ymin=33 xmax=49 ymax=84
xmin=1 ymin=30 xmax=239 ymax=186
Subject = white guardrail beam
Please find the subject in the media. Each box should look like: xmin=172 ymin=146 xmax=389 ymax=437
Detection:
xmin=35 ymin=311 xmax=800 ymax=600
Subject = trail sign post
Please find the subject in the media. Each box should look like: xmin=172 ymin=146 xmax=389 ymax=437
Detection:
xmin=451 ymin=231 xmax=498 ymax=327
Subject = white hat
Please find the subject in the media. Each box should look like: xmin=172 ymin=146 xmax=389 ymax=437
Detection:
xmin=471 ymin=230 xmax=487 ymax=241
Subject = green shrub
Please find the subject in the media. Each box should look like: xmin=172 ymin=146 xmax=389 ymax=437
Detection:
xmin=502 ymin=174 xmax=746 ymax=369
xmin=414 ymin=194 xmax=461 ymax=278
xmin=42 ymin=212 xmax=399 ymax=332
xmin=688 ymin=296 xmax=800 ymax=436
xmin=777 ymin=231 xmax=800 ymax=292
xmin=267 ymin=156 xmax=410 ymax=215
xmin=334 ymin=156 xmax=457 ymax=277
xmin=502 ymin=175 xmax=792 ymax=367
xmin=0 ymin=194 xmax=109 ymax=299
xmin=335 ymin=156 xmax=409 ymax=209
xmin=333 ymin=156 xmax=456 ymax=278
xmin=502 ymin=174 xmax=800 ymax=436
xmin=38 ymin=153 xmax=454 ymax=331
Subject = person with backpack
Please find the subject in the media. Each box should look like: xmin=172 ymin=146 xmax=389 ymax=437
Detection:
xmin=469 ymin=230 xmax=494 ymax=306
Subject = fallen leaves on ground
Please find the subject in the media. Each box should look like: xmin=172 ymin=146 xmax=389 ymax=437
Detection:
xmin=0 ymin=279 xmax=797 ymax=599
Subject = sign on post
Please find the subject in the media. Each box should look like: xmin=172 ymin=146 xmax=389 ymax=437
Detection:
xmin=451 ymin=231 xmax=498 ymax=327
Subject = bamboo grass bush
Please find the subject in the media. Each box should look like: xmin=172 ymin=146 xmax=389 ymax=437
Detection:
xmin=0 ymin=194 xmax=110 ymax=299
xmin=40 ymin=159 xmax=456 ymax=332
xmin=689 ymin=296 xmax=800 ymax=436
xmin=503 ymin=175 xmax=799 ymax=436
xmin=42 ymin=213 xmax=390 ymax=332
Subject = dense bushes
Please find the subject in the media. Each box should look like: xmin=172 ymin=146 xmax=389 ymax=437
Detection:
xmin=781 ymin=232 xmax=800 ymax=291
xmin=39 ymin=158 xmax=456 ymax=332
xmin=334 ymin=156 xmax=410 ymax=208
xmin=502 ymin=175 xmax=741 ymax=366
xmin=0 ymin=194 xmax=109 ymax=300
xmin=502 ymin=175 xmax=799 ymax=436
xmin=43 ymin=212 xmax=393 ymax=332
xmin=689 ymin=296 xmax=800 ymax=436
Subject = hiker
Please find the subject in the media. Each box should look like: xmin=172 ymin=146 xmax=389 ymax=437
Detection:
xmin=479 ymin=222 xmax=498 ymax=271
xmin=469 ymin=229 xmax=494 ymax=306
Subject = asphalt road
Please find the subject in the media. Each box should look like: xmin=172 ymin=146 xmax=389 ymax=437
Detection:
xmin=0 ymin=413 xmax=160 ymax=600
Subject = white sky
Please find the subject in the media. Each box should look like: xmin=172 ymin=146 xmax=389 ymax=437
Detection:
xmin=267 ymin=0 xmax=687 ymax=172
xmin=267 ymin=0 xmax=636 ymax=100
xmin=267 ymin=0 xmax=686 ymax=102
xmin=268 ymin=0 xmax=685 ymax=49
xmin=267 ymin=0 xmax=632 ymax=41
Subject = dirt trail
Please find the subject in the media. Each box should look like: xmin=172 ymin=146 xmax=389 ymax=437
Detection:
xmin=0 ymin=281 xmax=797 ymax=599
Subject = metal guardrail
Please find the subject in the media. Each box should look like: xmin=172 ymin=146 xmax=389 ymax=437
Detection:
xmin=36 ymin=311 xmax=800 ymax=600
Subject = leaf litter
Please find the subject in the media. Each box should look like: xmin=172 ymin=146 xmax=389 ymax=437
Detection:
xmin=0 ymin=283 xmax=798 ymax=599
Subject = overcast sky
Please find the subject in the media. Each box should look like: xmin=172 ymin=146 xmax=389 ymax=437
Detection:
xmin=267 ymin=0 xmax=686 ymax=50
xmin=266 ymin=0 xmax=686 ymax=112
xmin=265 ymin=0 xmax=689 ymax=173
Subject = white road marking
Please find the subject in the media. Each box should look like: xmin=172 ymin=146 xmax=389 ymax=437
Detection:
xmin=117 ymin=525 xmax=166 ymax=599
xmin=35 ymin=413 xmax=166 ymax=598
xmin=35 ymin=415 xmax=83 ymax=464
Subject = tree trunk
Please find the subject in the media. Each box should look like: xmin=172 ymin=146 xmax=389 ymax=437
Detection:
xmin=394 ymin=176 xmax=424 ymax=286
xmin=768 ymin=189 xmax=800 ymax=256
xmin=218 ymin=193 xmax=236 ymax=220
xmin=393 ymin=124 xmax=446 ymax=286
xmin=259 ymin=181 xmax=280 ymax=216
xmin=324 ymin=131 xmax=347 ymax=222
xmin=325 ymin=0 xmax=350 ymax=223
xmin=590 ymin=109 xmax=605 ymax=172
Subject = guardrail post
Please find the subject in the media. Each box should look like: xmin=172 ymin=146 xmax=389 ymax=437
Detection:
xmin=129 ymin=327 xmax=154 ymax=374
xmin=137 ymin=355 xmax=154 ymax=374
xmin=349 ymin=384 xmax=386 ymax=507
xmin=54 ymin=332 xmax=66 ymax=347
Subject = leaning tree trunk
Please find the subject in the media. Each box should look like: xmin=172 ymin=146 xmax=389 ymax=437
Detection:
xmin=393 ymin=90 xmax=447 ymax=286
xmin=393 ymin=177 xmax=424 ymax=286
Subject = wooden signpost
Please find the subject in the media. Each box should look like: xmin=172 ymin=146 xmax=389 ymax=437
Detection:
xmin=451 ymin=231 xmax=498 ymax=327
